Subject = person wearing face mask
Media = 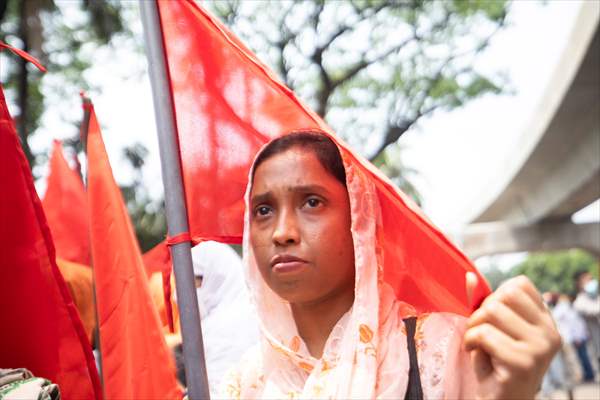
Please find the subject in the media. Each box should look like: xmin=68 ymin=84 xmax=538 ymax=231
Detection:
xmin=190 ymin=241 xmax=260 ymax=396
xmin=573 ymin=271 xmax=600 ymax=375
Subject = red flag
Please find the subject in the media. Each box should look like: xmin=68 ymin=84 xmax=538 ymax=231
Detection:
xmin=157 ymin=0 xmax=490 ymax=315
xmin=86 ymin=102 xmax=181 ymax=399
xmin=142 ymin=239 xmax=171 ymax=275
xmin=42 ymin=140 xmax=90 ymax=265
xmin=0 ymin=59 xmax=101 ymax=398
xmin=142 ymin=241 xmax=176 ymax=332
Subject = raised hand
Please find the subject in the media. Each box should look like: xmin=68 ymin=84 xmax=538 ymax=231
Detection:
xmin=464 ymin=275 xmax=561 ymax=400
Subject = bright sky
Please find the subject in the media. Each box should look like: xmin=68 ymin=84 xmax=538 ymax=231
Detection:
xmin=401 ymin=0 xmax=599 ymax=231
xmin=7 ymin=0 xmax=598 ymax=256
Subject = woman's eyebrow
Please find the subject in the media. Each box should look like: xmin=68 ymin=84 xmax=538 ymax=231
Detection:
xmin=250 ymin=192 xmax=271 ymax=206
xmin=292 ymin=184 xmax=331 ymax=195
xmin=251 ymin=184 xmax=332 ymax=205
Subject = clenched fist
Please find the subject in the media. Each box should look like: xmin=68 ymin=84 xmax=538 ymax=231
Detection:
xmin=464 ymin=275 xmax=561 ymax=400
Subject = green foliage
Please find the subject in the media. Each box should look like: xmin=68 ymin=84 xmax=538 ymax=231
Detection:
xmin=480 ymin=263 xmax=512 ymax=291
xmin=0 ymin=0 xmax=512 ymax=252
xmin=512 ymin=250 xmax=599 ymax=295
xmin=206 ymin=0 xmax=511 ymax=196
xmin=451 ymin=0 xmax=507 ymax=21
xmin=120 ymin=142 xmax=166 ymax=252
xmin=0 ymin=0 xmax=128 ymax=168
xmin=371 ymin=143 xmax=421 ymax=205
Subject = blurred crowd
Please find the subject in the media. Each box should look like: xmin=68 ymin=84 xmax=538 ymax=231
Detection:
xmin=540 ymin=271 xmax=599 ymax=400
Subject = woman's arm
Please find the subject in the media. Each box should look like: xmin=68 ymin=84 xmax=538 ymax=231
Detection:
xmin=464 ymin=275 xmax=561 ymax=400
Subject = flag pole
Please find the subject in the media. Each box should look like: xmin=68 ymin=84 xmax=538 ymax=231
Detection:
xmin=139 ymin=2 xmax=211 ymax=399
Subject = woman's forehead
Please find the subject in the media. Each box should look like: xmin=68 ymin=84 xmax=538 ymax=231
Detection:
xmin=251 ymin=148 xmax=341 ymax=194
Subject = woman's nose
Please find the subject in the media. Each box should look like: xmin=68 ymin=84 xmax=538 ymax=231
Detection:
xmin=272 ymin=209 xmax=300 ymax=246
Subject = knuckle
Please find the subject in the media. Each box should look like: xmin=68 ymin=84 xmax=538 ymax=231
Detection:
xmin=479 ymin=323 xmax=492 ymax=337
xmin=534 ymin=341 xmax=551 ymax=360
xmin=479 ymin=305 xmax=492 ymax=322
xmin=497 ymin=371 xmax=511 ymax=385
xmin=515 ymin=275 xmax=531 ymax=289
xmin=474 ymin=324 xmax=490 ymax=342
xmin=549 ymin=330 xmax=562 ymax=352
xmin=533 ymin=333 xmax=560 ymax=362
xmin=520 ymin=355 xmax=536 ymax=372
xmin=499 ymin=286 xmax=518 ymax=305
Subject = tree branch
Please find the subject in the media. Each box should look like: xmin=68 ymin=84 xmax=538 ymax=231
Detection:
xmin=368 ymin=104 xmax=440 ymax=162
xmin=332 ymin=33 xmax=417 ymax=91
xmin=16 ymin=0 xmax=34 ymax=167
xmin=271 ymin=2 xmax=297 ymax=88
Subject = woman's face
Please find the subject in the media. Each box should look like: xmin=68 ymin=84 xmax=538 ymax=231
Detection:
xmin=250 ymin=147 xmax=355 ymax=306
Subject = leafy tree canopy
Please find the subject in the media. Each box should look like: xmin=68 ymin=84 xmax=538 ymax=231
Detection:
xmin=206 ymin=0 xmax=508 ymax=163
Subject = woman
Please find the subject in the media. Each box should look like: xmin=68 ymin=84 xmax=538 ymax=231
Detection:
xmin=221 ymin=132 xmax=560 ymax=399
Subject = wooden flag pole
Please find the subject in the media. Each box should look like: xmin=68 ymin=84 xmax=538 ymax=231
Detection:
xmin=139 ymin=2 xmax=211 ymax=399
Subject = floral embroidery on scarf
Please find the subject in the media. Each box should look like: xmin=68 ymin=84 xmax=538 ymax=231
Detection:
xmin=290 ymin=336 xmax=301 ymax=352
xmin=415 ymin=314 xmax=428 ymax=352
xmin=312 ymin=384 xmax=324 ymax=396
xmin=224 ymin=371 xmax=241 ymax=399
xmin=359 ymin=324 xmax=377 ymax=356
xmin=298 ymin=361 xmax=314 ymax=373
xmin=359 ymin=324 xmax=373 ymax=343
xmin=320 ymin=360 xmax=333 ymax=374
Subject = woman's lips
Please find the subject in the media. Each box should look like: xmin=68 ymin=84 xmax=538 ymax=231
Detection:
xmin=270 ymin=255 xmax=308 ymax=273
xmin=272 ymin=260 xmax=307 ymax=273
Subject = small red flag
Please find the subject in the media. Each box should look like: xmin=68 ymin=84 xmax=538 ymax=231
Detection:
xmin=157 ymin=0 xmax=490 ymax=315
xmin=86 ymin=102 xmax=181 ymax=399
xmin=42 ymin=140 xmax=90 ymax=265
xmin=0 ymin=73 xmax=101 ymax=398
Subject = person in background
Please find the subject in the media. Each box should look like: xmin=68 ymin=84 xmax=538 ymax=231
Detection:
xmin=0 ymin=368 xmax=60 ymax=399
xmin=573 ymin=271 xmax=600 ymax=374
xmin=191 ymin=241 xmax=260 ymax=395
xmin=541 ymin=292 xmax=578 ymax=400
xmin=553 ymin=294 xmax=584 ymax=382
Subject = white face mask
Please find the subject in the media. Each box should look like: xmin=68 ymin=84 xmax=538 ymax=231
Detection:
xmin=584 ymin=279 xmax=598 ymax=297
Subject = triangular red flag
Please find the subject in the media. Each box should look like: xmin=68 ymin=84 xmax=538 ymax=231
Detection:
xmin=157 ymin=0 xmax=490 ymax=315
xmin=42 ymin=140 xmax=91 ymax=265
xmin=0 ymin=81 xmax=101 ymax=398
xmin=86 ymin=101 xmax=182 ymax=399
xmin=142 ymin=241 xmax=176 ymax=332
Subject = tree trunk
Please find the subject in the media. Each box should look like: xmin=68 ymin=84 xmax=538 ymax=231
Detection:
xmin=17 ymin=0 xmax=34 ymax=167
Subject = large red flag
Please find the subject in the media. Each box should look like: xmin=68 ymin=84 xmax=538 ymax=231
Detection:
xmin=86 ymin=102 xmax=181 ymax=399
xmin=42 ymin=140 xmax=90 ymax=265
xmin=0 ymin=48 xmax=101 ymax=399
xmin=157 ymin=0 xmax=490 ymax=315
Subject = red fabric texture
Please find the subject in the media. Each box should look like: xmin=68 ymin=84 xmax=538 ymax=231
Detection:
xmin=42 ymin=140 xmax=91 ymax=265
xmin=142 ymin=241 xmax=176 ymax=332
xmin=0 ymin=41 xmax=46 ymax=72
xmin=0 ymin=84 xmax=101 ymax=399
xmin=157 ymin=0 xmax=490 ymax=315
xmin=142 ymin=240 xmax=171 ymax=275
xmin=166 ymin=231 xmax=193 ymax=246
xmin=86 ymin=103 xmax=182 ymax=399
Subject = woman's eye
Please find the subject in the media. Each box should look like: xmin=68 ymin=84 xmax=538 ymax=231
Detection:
xmin=305 ymin=197 xmax=322 ymax=208
xmin=255 ymin=206 xmax=272 ymax=217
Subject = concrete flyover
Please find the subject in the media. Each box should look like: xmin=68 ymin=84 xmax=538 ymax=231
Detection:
xmin=462 ymin=221 xmax=600 ymax=259
xmin=460 ymin=2 xmax=600 ymax=259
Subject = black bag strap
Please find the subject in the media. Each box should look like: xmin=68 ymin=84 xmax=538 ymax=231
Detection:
xmin=403 ymin=317 xmax=424 ymax=400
